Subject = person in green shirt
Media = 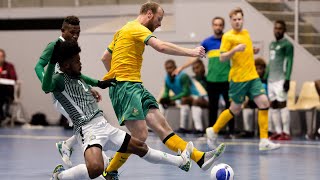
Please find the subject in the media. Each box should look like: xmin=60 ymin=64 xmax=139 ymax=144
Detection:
xmin=45 ymin=40 xmax=193 ymax=180
xmin=34 ymin=16 xmax=106 ymax=168
xmin=266 ymin=20 xmax=294 ymax=141
xmin=159 ymin=59 xmax=204 ymax=134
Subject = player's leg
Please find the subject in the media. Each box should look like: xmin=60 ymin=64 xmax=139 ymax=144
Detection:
xmin=206 ymin=80 xmax=245 ymax=148
xmin=122 ymin=133 xmax=193 ymax=171
xmin=251 ymin=79 xmax=280 ymax=150
xmin=207 ymin=81 xmax=220 ymax=126
xmin=178 ymin=97 xmax=192 ymax=133
xmin=51 ymin=146 xmax=104 ymax=180
xmin=274 ymin=79 xmax=290 ymax=140
xmin=268 ymin=80 xmax=283 ymax=139
xmin=52 ymin=117 xmax=110 ymax=180
xmin=221 ymin=81 xmax=235 ymax=136
xmin=191 ymin=97 xmax=208 ymax=133
xmin=104 ymin=82 xmax=147 ymax=176
xmin=53 ymin=98 xmax=76 ymax=167
xmin=278 ymin=101 xmax=291 ymax=140
xmin=146 ymin=108 xmax=225 ymax=171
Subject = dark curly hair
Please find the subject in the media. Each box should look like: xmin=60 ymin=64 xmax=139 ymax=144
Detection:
xmin=58 ymin=40 xmax=81 ymax=65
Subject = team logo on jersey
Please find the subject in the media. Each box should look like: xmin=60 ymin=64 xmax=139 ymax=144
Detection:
xmin=132 ymin=108 xmax=139 ymax=116
xmin=276 ymin=45 xmax=281 ymax=50
xmin=89 ymin=135 xmax=96 ymax=141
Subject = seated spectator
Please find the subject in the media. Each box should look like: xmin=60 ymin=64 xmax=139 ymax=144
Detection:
xmin=159 ymin=59 xmax=204 ymax=134
xmin=0 ymin=49 xmax=17 ymax=121
xmin=237 ymin=57 xmax=267 ymax=138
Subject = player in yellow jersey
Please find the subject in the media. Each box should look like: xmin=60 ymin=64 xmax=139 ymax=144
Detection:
xmin=205 ymin=7 xmax=280 ymax=151
xmin=100 ymin=1 xmax=226 ymax=179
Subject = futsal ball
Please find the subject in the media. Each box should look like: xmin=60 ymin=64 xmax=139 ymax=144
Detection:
xmin=210 ymin=163 xmax=234 ymax=180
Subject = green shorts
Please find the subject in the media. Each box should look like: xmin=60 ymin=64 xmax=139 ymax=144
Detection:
xmin=109 ymin=81 xmax=159 ymax=126
xmin=229 ymin=78 xmax=266 ymax=104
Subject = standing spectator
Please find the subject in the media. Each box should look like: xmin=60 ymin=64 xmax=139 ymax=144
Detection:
xmin=173 ymin=17 xmax=234 ymax=137
xmin=0 ymin=49 xmax=17 ymax=121
xmin=160 ymin=59 xmax=204 ymax=134
xmin=266 ymin=20 xmax=294 ymax=141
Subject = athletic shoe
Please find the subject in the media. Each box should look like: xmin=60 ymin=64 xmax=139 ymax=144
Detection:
xmin=277 ymin=132 xmax=291 ymax=141
xmin=50 ymin=164 xmax=65 ymax=180
xmin=206 ymin=127 xmax=218 ymax=149
xmin=56 ymin=141 xmax=73 ymax=168
xmin=259 ymin=139 xmax=280 ymax=151
xmin=178 ymin=141 xmax=194 ymax=172
xmin=103 ymin=171 xmax=119 ymax=180
xmin=200 ymin=143 xmax=226 ymax=171
xmin=269 ymin=133 xmax=281 ymax=140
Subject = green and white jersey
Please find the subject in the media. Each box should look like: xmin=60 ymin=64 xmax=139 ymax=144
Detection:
xmin=42 ymin=63 xmax=103 ymax=134
xmin=268 ymin=38 xmax=294 ymax=82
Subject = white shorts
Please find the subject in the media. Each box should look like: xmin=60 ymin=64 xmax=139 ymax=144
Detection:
xmin=268 ymin=80 xmax=287 ymax=102
xmin=76 ymin=116 xmax=127 ymax=153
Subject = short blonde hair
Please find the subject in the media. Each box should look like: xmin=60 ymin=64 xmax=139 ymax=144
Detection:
xmin=229 ymin=7 xmax=244 ymax=18
xmin=140 ymin=1 xmax=163 ymax=14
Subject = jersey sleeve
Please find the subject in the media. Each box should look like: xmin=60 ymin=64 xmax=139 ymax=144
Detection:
xmin=107 ymin=37 xmax=115 ymax=54
xmin=201 ymin=40 xmax=208 ymax=53
xmin=35 ymin=41 xmax=55 ymax=82
xmin=285 ymin=42 xmax=294 ymax=80
xmin=80 ymin=74 xmax=99 ymax=86
xmin=131 ymin=25 xmax=156 ymax=45
xmin=42 ymin=63 xmax=64 ymax=93
xmin=220 ymin=34 xmax=232 ymax=53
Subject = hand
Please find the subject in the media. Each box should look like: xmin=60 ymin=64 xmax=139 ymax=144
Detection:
xmin=97 ymin=78 xmax=117 ymax=89
xmin=50 ymin=40 xmax=61 ymax=64
xmin=234 ymin=44 xmax=246 ymax=52
xmin=191 ymin=46 xmax=206 ymax=58
xmin=90 ymin=88 xmax=102 ymax=102
xmin=160 ymin=97 xmax=171 ymax=109
xmin=172 ymin=67 xmax=183 ymax=76
xmin=253 ymin=47 xmax=260 ymax=54
xmin=283 ymin=80 xmax=290 ymax=92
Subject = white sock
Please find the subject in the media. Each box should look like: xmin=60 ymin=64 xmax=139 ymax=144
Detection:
xmin=242 ymin=108 xmax=254 ymax=131
xmin=58 ymin=164 xmax=90 ymax=179
xmin=58 ymin=164 xmax=105 ymax=180
xmin=102 ymin=151 xmax=110 ymax=169
xmin=268 ymin=109 xmax=274 ymax=132
xmin=280 ymin=107 xmax=290 ymax=134
xmin=271 ymin=108 xmax=282 ymax=134
xmin=180 ymin=105 xmax=190 ymax=129
xmin=141 ymin=147 xmax=183 ymax=167
xmin=65 ymin=135 xmax=77 ymax=148
xmin=191 ymin=106 xmax=203 ymax=131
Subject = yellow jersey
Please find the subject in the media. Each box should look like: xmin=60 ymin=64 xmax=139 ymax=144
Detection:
xmin=220 ymin=29 xmax=258 ymax=82
xmin=102 ymin=20 xmax=155 ymax=82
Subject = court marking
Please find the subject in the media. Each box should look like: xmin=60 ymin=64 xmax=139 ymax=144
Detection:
xmin=0 ymin=134 xmax=319 ymax=149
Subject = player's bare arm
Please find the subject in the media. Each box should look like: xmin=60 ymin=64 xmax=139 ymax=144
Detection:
xmin=172 ymin=57 xmax=198 ymax=76
xmin=148 ymin=37 xmax=205 ymax=58
xmin=101 ymin=49 xmax=112 ymax=71
xmin=220 ymin=44 xmax=246 ymax=62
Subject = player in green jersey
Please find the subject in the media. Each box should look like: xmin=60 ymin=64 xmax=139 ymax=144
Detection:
xmin=266 ymin=20 xmax=294 ymax=141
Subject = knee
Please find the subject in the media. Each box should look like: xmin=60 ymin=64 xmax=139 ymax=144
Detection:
xmin=259 ymin=100 xmax=270 ymax=109
xmin=87 ymin=162 xmax=104 ymax=179
xmin=229 ymin=107 xmax=241 ymax=116
xmin=132 ymin=129 xmax=148 ymax=142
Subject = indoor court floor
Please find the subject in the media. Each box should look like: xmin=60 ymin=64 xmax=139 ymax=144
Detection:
xmin=0 ymin=127 xmax=320 ymax=180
